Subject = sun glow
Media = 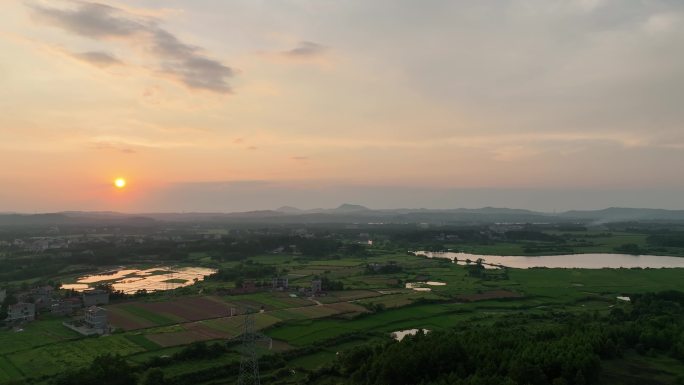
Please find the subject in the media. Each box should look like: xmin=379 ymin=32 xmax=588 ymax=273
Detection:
xmin=114 ymin=178 xmax=126 ymax=188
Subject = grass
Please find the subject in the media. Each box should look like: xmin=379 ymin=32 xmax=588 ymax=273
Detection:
xmin=124 ymin=333 xmax=162 ymax=350
xmin=288 ymin=350 xmax=337 ymax=370
xmin=598 ymin=351 xmax=684 ymax=385
xmin=506 ymin=268 xmax=684 ymax=302
xmin=248 ymin=254 xmax=297 ymax=264
xmin=126 ymin=346 xmax=186 ymax=363
xmin=162 ymin=353 xmax=240 ymax=377
xmin=0 ymin=318 xmax=80 ymax=355
xmin=0 ymin=357 xmax=22 ymax=383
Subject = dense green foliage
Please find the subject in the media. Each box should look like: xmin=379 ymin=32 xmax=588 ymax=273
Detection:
xmin=50 ymin=290 xmax=684 ymax=385
xmin=323 ymin=291 xmax=684 ymax=385
xmin=51 ymin=354 xmax=137 ymax=385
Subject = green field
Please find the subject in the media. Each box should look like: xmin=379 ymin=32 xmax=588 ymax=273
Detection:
xmin=0 ymin=318 xmax=80 ymax=355
xmin=7 ymin=335 xmax=147 ymax=378
xmin=2 ymin=246 xmax=684 ymax=384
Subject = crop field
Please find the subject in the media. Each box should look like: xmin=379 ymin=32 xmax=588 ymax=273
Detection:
xmin=3 ymin=242 xmax=684 ymax=385
xmin=265 ymin=263 xmax=684 ymax=350
xmin=108 ymin=296 xmax=233 ymax=330
xmin=505 ymin=268 xmax=684 ymax=302
xmin=276 ymin=302 xmax=368 ymax=320
xmin=222 ymin=292 xmax=314 ymax=310
xmin=197 ymin=313 xmax=282 ymax=338
xmin=358 ymin=291 xmax=440 ymax=308
xmin=318 ymin=290 xmax=383 ymax=303
xmin=146 ymin=328 xmax=221 ymax=347
xmin=266 ymin=302 xmax=472 ymax=346
xmin=288 ymin=338 xmax=372 ymax=371
xmin=7 ymin=335 xmax=147 ymax=378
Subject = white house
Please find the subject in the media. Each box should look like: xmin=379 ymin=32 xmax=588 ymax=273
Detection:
xmin=84 ymin=306 xmax=108 ymax=333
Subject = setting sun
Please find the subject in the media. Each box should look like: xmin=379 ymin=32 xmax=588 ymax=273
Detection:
xmin=114 ymin=178 xmax=126 ymax=189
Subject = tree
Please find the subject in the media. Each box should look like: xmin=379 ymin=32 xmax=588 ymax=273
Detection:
xmin=52 ymin=354 xmax=136 ymax=385
xmin=139 ymin=368 xmax=165 ymax=385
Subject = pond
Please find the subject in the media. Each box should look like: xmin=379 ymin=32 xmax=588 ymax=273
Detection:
xmin=391 ymin=329 xmax=430 ymax=341
xmin=405 ymin=281 xmax=447 ymax=291
xmin=414 ymin=251 xmax=684 ymax=269
xmin=60 ymin=266 xmax=217 ymax=294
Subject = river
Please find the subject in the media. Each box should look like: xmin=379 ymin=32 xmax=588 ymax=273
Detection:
xmin=414 ymin=251 xmax=684 ymax=269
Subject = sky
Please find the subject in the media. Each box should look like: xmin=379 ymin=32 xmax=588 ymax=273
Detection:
xmin=1 ymin=0 xmax=683 ymax=212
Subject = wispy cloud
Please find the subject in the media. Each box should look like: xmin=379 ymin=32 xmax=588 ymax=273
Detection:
xmin=89 ymin=136 xmax=192 ymax=152
xmin=71 ymin=51 xmax=122 ymax=67
xmin=282 ymin=41 xmax=327 ymax=57
xmin=28 ymin=1 xmax=234 ymax=93
xmin=90 ymin=141 xmax=137 ymax=154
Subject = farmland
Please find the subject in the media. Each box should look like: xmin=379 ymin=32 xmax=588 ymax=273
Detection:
xmin=3 ymin=250 xmax=684 ymax=384
xmin=2 ymin=221 xmax=684 ymax=384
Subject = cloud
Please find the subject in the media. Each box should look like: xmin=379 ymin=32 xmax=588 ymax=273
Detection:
xmin=290 ymin=156 xmax=309 ymax=161
xmin=28 ymin=1 xmax=234 ymax=93
xmin=282 ymin=41 xmax=327 ymax=57
xmin=71 ymin=51 xmax=122 ymax=67
xmin=90 ymin=141 xmax=137 ymax=154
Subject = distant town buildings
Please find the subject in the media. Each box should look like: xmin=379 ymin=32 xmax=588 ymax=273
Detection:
xmin=32 ymin=286 xmax=54 ymax=310
xmin=311 ymin=279 xmax=322 ymax=295
xmin=51 ymin=297 xmax=82 ymax=316
xmin=242 ymin=280 xmax=256 ymax=292
xmin=272 ymin=277 xmax=289 ymax=290
xmin=82 ymin=290 xmax=109 ymax=307
xmin=6 ymin=303 xmax=36 ymax=323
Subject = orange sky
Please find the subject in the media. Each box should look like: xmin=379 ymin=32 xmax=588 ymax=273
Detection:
xmin=1 ymin=0 xmax=683 ymax=212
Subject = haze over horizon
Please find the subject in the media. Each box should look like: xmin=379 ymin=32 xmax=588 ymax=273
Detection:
xmin=4 ymin=185 xmax=684 ymax=214
xmin=2 ymin=0 xmax=683 ymax=212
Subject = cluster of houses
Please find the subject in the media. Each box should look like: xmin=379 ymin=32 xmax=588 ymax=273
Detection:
xmin=2 ymin=286 xmax=111 ymax=335
xmin=271 ymin=277 xmax=323 ymax=296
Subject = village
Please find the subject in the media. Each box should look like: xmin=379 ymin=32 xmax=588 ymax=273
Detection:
xmin=0 ymin=272 xmax=328 ymax=339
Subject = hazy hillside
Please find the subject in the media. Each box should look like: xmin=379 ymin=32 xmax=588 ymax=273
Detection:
xmin=3 ymin=206 xmax=684 ymax=226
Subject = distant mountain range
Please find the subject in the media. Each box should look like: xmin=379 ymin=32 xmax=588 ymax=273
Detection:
xmin=2 ymin=205 xmax=684 ymax=226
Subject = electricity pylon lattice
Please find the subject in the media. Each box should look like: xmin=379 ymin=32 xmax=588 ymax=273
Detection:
xmin=237 ymin=310 xmax=272 ymax=385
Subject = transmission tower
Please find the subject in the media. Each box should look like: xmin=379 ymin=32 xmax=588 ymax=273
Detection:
xmin=237 ymin=309 xmax=272 ymax=385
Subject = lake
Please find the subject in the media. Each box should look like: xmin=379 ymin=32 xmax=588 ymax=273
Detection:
xmin=61 ymin=266 xmax=216 ymax=294
xmin=414 ymin=251 xmax=684 ymax=269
